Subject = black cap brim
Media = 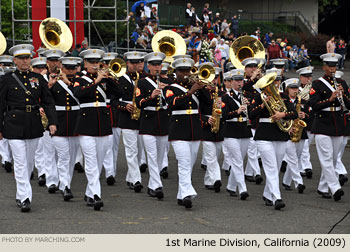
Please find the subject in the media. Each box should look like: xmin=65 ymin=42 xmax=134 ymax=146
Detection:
xmin=301 ymin=73 xmax=312 ymax=77
xmin=245 ymin=64 xmax=258 ymax=68
xmin=33 ymin=64 xmax=47 ymax=68
xmin=148 ymin=60 xmax=162 ymax=65
xmin=324 ymin=61 xmax=337 ymax=67
xmin=128 ymin=59 xmax=143 ymax=63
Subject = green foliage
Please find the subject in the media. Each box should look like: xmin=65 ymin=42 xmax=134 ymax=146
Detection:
xmin=1 ymin=0 xmax=29 ymax=40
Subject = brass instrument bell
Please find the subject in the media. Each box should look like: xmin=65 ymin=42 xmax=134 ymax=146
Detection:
xmin=0 ymin=32 xmax=6 ymax=55
xmin=108 ymin=58 xmax=126 ymax=79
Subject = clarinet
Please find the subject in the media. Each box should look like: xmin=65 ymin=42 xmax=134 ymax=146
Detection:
xmin=332 ymin=73 xmax=349 ymax=114
xmin=240 ymin=87 xmax=251 ymax=126
xmin=156 ymin=71 xmax=162 ymax=108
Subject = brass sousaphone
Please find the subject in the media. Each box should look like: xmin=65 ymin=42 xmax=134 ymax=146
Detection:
xmin=0 ymin=31 xmax=6 ymax=55
xmin=229 ymin=35 xmax=265 ymax=69
xmin=39 ymin=17 xmax=73 ymax=52
xmin=151 ymin=30 xmax=186 ymax=63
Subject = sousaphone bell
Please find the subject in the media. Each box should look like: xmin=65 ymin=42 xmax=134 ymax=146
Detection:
xmin=0 ymin=32 xmax=6 ymax=55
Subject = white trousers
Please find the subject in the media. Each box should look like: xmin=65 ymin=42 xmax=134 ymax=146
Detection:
xmin=142 ymin=135 xmax=168 ymax=190
xmin=224 ymin=138 xmax=249 ymax=194
xmin=221 ymin=141 xmax=230 ymax=171
xmin=203 ymin=141 xmax=222 ymax=186
xmin=283 ymin=140 xmax=305 ymax=188
xmin=335 ymin=136 xmax=348 ymax=176
xmin=52 ymin=136 xmax=79 ymax=190
xmin=257 ymin=140 xmax=286 ymax=203
xmin=79 ymin=135 xmax=109 ymax=198
xmin=9 ymin=138 xmax=39 ymax=203
xmin=245 ymin=128 xmax=261 ymax=176
xmin=138 ymin=135 xmax=147 ymax=165
xmin=43 ymin=131 xmax=58 ymax=187
xmin=122 ymin=129 xmax=142 ymax=184
xmin=171 ymin=140 xmax=200 ymax=200
xmin=298 ymin=131 xmax=314 ymax=172
xmin=0 ymin=138 xmax=12 ymax=164
xmin=201 ymin=141 xmax=207 ymax=166
xmin=34 ymin=134 xmax=46 ymax=177
xmin=315 ymin=135 xmax=343 ymax=194
xmin=103 ymin=127 xmax=121 ymax=178
xmin=161 ymin=142 xmax=169 ymax=169
xmin=75 ymin=145 xmax=84 ymax=165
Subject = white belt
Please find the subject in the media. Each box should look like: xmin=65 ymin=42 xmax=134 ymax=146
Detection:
xmin=259 ymin=118 xmax=274 ymax=123
xmin=226 ymin=117 xmax=247 ymax=122
xmin=172 ymin=109 xmax=199 ymax=115
xmin=119 ymin=99 xmax=132 ymax=104
xmin=144 ymin=105 xmax=168 ymax=111
xmin=321 ymin=107 xmax=341 ymax=112
xmin=80 ymin=102 xmax=107 ymax=108
xmin=55 ymin=105 xmax=80 ymax=111
xmin=204 ymin=114 xmax=222 ymax=118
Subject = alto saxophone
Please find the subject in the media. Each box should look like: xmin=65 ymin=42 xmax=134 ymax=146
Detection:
xmin=41 ymin=111 xmax=49 ymax=129
xmin=211 ymin=86 xmax=222 ymax=133
xmin=131 ymin=71 xmax=141 ymax=120
xmin=332 ymin=73 xmax=349 ymax=114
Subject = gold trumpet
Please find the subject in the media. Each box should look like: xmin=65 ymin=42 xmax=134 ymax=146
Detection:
xmin=39 ymin=17 xmax=73 ymax=52
xmin=186 ymin=63 xmax=216 ymax=87
xmin=108 ymin=58 xmax=127 ymax=79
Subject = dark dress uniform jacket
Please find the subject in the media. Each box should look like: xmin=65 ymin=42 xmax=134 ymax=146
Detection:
xmin=165 ymin=81 xmax=204 ymax=141
xmin=199 ymin=88 xmax=224 ymax=142
xmin=249 ymin=92 xmax=298 ymax=141
xmin=73 ymin=72 xmax=122 ymax=136
xmin=135 ymin=75 xmax=170 ymax=136
xmin=0 ymin=70 xmax=58 ymax=139
xmin=243 ymin=78 xmax=259 ymax=129
xmin=50 ymin=79 xmax=79 ymax=136
xmin=309 ymin=75 xmax=350 ymax=136
xmin=117 ymin=72 xmax=147 ymax=130
xmin=222 ymin=89 xmax=252 ymax=139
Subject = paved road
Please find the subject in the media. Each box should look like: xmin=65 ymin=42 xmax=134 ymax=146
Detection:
xmin=0 ymin=68 xmax=349 ymax=234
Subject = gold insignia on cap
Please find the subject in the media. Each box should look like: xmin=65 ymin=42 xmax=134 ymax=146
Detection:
xmin=6 ymin=56 xmax=9 ymax=59
xmin=22 ymin=45 xmax=25 ymax=49
xmin=332 ymin=53 xmax=335 ymax=57
xmin=294 ymin=80 xmax=297 ymax=83
xmin=134 ymin=52 xmax=137 ymax=56
xmin=238 ymin=71 xmax=241 ymax=75
xmin=108 ymin=53 xmax=111 ymax=56
xmin=154 ymin=52 xmax=158 ymax=56
xmin=53 ymin=50 xmax=56 ymax=53
xmin=93 ymin=49 xmax=96 ymax=53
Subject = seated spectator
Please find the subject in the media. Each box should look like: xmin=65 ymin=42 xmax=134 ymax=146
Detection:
xmin=187 ymin=28 xmax=202 ymax=63
xmin=221 ymin=19 xmax=230 ymax=35
xmin=137 ymin=16 xmax=147 ymax=30
xmin=296 ymin=44 xmax=310 ymax=68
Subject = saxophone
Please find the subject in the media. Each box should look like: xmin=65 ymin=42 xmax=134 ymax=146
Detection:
xmin=211 ymin=86 xmax=222 ymax=133
xmin=41 ymin=112 xmax=49 ymax=129
xmin=290 ymin=81 xmax=311 ymax=142
xmin=131 ymin=71 xmax=141 ymax=120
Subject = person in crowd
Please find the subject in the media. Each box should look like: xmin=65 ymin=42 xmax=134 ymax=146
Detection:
xmin=336 ymin=39 xmax=347 ymax=70
xmin=326 ymin=36 xmax=336 ymax=53
xmin=267 ymin=39 xmax=282 ymax=67
xmin=231 ymin=15 xmax=239 ymax=38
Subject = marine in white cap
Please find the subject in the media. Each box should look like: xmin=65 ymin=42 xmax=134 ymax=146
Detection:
xmin=281 ymin=77 xmax=308 ymax=194
xmin=31 ymin=57 xmax=47 ymax=74
xmin=308 ymin=52 xmax=350 ymax=201
xmin=73 ymin=48 xmax=122 ymax=210
xmin=221 ymin=68 xmax=251 ymax=199
xmin=0 ymin=55 xmax=14 ymax=67
xmin=164 ymin=56 xmax=206 ymax=209
xmin=41 ymin=49 xmax=65 ymax=85
xmin=0 ymin=44 xmax=58 ymax=212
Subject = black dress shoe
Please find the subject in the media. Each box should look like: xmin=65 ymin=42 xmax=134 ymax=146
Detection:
xmin=84 ymin=195 xmax=94 ymax=207
xmin=226 ymin=189 xmax=237 ymax=197
xmin=305 ymin=169 xmax=313 ymax=179
xmin=21 ymin=198 xmax=31 ymax=212
xmin=16 ymin=199 xmax=21 ymax=208
xmin=48 ymin=184 xmax=58 ymax=194
xmin=38 ymin=174 xmax=46 ymax=187
xmin=333 ymin=189 xmax=344 ymax=202
xmin=74 ymin=162 xmax=84 ymax=173
xmin=274 ymin=199 xmax=286 ymax=210
xmin=30 ymin=171 xmax=34 ymax=180
xmin=106 ymin=175 xmax=116 ymax=186
xmin=255 ymin=175 xmax=263 ymax=184
xmin=300 ymin=171 xmax=306 ymax=177
xmin=134 ymin=181 xmax=143 ymax=193
xmin=317 ymin=190 xmax=332 ymax=199
xmin=200 ymin=164 xmax=207 ymax=170
xmin=147 ymin=188 xmax=156 ymax=197
xmin=263 ymin=196 xmax=273 ymax=206
xmin=3 ymin=161 xmax=12 ymax=173
xmin=155 ymin=187 xmax=164 ymax=199
xmin=182 ymin=196 xmax=192 ymax=209
xmin=245 ymin=175 xmax=256 ymax=182
xmin=93 ymin=195 xmax=104 ymax=210
xmin=280 ymin=160 xmax=287 ymax=172
xmin=213 ymin=180 xmax=222 ymax=193
xmin=297 ymin=184 xmax=306 ymax=194
xmin=282 ymin=183 xmax=292 ymax=191
xmin=205 ymin=185 xmax=214 ymax=190
xmin=240 ymin=191 xmax=249 ymax=200
xmin=177 ymin=199 xmax=184 ymax=206
xmin=126 ymin=182 xmax=131 ymax=187
xmin=339 ymin=174 xmax=348 ymax=186
xmin=139 ymin=163 xmax=148 ymax=173
xmin=160 ymin=167 xmax=169 ymax=179
xmin=62 ymin=186 xmax=73 ymax=201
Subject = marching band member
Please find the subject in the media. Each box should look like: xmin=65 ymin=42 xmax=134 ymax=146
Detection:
xmin=309 ymin=53 xmax=350 ymax=201
xmin=222 ymin=69 xmax=251 ymax=200
xmin=50 ymin=56 xmax=81 ymax=201
xmin=282 ymin=78 xmax=307 ymax=193
xmin=249 ymin=68 xmax=297 ymax=210
xmin=74 ymin=49 xmax=122 ymax=210
xmin=200 ymin=66 xmax=224 ymax=193
xmin=117 ymin=51 xmax=146 ymax=192
xmin=0 ymin=44 xmax=58 ymax=212
xmin=0 ymin=55 xmax=14 ymax=173
xmin=41 ymin=49 xmax=65 ymax=194
xmin=241 ymin=57 xmax=264 ymax=184
xmin=101 ymin=52 xmax=120 ymax=186
xmin=270 ymin=58 xmax=288 ymax=83
xmin=334 ymin=71 xmax=349 ymax=186
xmin=296 ymin=66 xmax=314 ymax=178
xmin=31 ymin=57 xmax=48 ymax=186
xmin=165 ymin=57 xmax=204 ymax=209
xmin=136 ymin=52 xmax=169 ymax=199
